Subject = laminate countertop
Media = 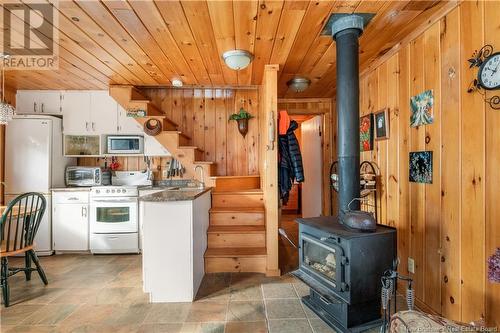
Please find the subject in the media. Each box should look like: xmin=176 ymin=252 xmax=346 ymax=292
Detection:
xmin=139 ymin=188 xmax=212 ymax=202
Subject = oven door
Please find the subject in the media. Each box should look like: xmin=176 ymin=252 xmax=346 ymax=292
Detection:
xmin=90 ymin=197 xmax=138 ymax=233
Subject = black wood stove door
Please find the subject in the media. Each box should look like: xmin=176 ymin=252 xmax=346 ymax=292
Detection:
xmin=300 ymin=233 xmax=346 ymax=293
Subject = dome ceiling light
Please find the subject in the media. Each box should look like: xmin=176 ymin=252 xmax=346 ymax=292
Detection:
xmin=287 ymin=77 xmax=311 ymax=93
xmin=222 ymin=50 xmax=253 ymax=70
xmin=172 ymin=79 xmax=183 ymax=87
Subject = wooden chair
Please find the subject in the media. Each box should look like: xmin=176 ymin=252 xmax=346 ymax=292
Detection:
xmin=1 ymin=193 xmax=48 ymax=307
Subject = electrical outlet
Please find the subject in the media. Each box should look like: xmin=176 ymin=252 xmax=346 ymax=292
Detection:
xmin=408 ymin=257 xmax=415 ymax=274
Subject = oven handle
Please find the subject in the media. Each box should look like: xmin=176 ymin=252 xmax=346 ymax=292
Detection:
xmin=92 ymin=199 xmax=138 ymax=203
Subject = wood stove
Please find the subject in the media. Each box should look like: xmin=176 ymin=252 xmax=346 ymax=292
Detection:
xmin=293 ymin=217 xmax=396 ymax=332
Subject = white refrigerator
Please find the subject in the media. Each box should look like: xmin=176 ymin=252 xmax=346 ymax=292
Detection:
xmin=4 ymin=115 xmax=75 ymax=255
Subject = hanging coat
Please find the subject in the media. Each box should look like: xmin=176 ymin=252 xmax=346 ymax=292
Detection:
xmin=278 ymin=120 xmax=304 ymax=204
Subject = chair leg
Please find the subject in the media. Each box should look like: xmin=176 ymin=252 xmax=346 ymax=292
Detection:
xmin=25 ymin=252 xmax=32 ymax=281
xmin=28 ymin=250 xmax=48 ymax=285
xmin=1 ymin=257 xmax=10 ymax=307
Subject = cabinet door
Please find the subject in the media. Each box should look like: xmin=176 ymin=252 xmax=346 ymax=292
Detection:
xmin=16 ymin=91 xmax=39 ymax=114
xmin=144 ymin=134 xmax=170 ymax=156
xmin=53 ymin=203 xmax=89 ymax=251
xmin=38 ymin=91 xmax=62 ymax=114
xmin=62 ymin=92 xmax=91 ymax=134
xmin=117 ymin=105 xmax=143 ymax=134
xmin=90 ymin=91 xmax=118 ymax=134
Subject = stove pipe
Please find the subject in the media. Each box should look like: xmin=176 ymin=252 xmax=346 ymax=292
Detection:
xmin=332 ymin=15 xmax=365 ymax=217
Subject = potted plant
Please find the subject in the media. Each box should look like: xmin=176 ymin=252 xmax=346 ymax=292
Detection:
xmin=229 ymin=107 xmax=254 ymax=137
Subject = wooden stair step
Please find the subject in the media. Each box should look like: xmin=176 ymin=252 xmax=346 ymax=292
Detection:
xmin=208 ymin=225 xmax=265 ymax=233
xmin=205 ymin=247 xmax=267 ymax=257
xmin=211 ymin=175 xmax=261 ymax=191
xmin=130 ymin=87 xmax=149 ymax=101
xmin=208 ymin=225 xmax=265 ymax=248
xmin=179 ymin=146 xmax=204 ymax=161
xmin=210 ymin=207 xmax=265 ymax=226
xmin=210 ymin=207 xmax=264 ymax=213
xmin=212 ymin=190 xmax=264 ymax=208
xmin=204 ymin=247 xmax=267 ymax=273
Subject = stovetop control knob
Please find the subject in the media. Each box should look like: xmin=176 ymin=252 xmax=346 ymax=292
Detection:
xmin=106 ymin=189 xmax=110 ymax=193
xmin=96 ymin=190 xmax=100 ymax=194
xmin=112 ymin=189 xmax=115 ymax=193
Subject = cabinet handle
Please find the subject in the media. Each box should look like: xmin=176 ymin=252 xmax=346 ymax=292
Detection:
xmin=86 ymin=122 xmax=89 ymax=131
xmin=81 ymin=206 xmax=87 ymax=217
xmin=68 ymin=197 xmax=78 ymax=201
xmin=33 ymin=102 xmax=37 ymax=112
xmin=41 ymin=103 xmax=45 ymax=113
xmin=92 ymin=122 xmax=95 ymax=131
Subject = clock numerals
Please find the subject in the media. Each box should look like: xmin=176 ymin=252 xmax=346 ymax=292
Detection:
xmin=479 ymin=53 xmax=500 ymax=90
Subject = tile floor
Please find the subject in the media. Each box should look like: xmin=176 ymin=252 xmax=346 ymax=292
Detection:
xmin=0 ymin=253 xmax=348 ymax=333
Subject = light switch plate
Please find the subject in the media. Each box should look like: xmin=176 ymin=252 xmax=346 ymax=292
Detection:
xmin=408 ymin=257 xmax=415 ymax=274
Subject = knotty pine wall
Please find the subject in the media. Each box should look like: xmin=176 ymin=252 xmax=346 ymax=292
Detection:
xmin=81 ymin=88 xmax=260 ymax=179
xmin=357 ymin=2 xmax=499 ymax=325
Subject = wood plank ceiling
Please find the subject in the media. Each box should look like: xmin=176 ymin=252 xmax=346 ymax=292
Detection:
xmin=1 ymin=0 xmax=456 ymax=97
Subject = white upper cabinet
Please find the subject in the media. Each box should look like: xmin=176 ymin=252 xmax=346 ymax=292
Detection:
xmin=16 ymin=90 xmax=62 ymax=115
xmin=62 ymin=91 xmax=119 ymax=135
xmin=90 ymin=91 xmax=119 ymax=134
xmin=144 ymin=134 xmax=171 ymax=157
xmin=62 ymin=91 xmax=91 ymax=134
xmin=117 ymin=105 xmax=143 ymax=134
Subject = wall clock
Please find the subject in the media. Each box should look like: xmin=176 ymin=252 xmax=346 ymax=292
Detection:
xmin=467 ymin=45 xmax=500 ymax=109
xmin=477 ymin=52 xmax=500 ymax=90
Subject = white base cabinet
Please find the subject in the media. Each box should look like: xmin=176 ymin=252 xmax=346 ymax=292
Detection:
xmin=52 ymin=191 xmax=90 ymax=252
xmin=141 ymin=191 xmax=211 ymax=302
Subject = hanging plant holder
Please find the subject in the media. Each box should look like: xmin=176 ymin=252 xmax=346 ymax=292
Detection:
xmin=229 ymin=107 xmax=254 ymax=138
xmin=236 ymin=118 xmax=249 ymax=137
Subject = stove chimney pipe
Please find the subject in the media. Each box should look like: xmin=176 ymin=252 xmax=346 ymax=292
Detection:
xmin=332 ymin=15 xmax=364 ymax=217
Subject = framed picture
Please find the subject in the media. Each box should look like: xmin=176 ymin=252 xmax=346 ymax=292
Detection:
xmin=374 ymin=108 xmax=389 ymax=140
xmin=360 ymin=114 xmax=373 ymax=152
xmin=409 ymin=151 xmax=433 ymax=184
xmin=410 ymin=89 xmax=434 ymax=127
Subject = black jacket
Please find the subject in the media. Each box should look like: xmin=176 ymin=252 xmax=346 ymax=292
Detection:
xmin=279 ymin=120 xmax=304 ymax=204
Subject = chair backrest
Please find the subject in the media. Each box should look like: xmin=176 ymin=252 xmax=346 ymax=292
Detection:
xmin=1 ymin=192 xmax=46 ymax=253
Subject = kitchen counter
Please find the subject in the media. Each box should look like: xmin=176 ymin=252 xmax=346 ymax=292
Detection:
xmin=51 ymin=187 xmax=92 ymax=192
xmin=140 ymin=190 xmax=211 ymax=302
xmin=139 ymin=187 xmax=212 ymax=202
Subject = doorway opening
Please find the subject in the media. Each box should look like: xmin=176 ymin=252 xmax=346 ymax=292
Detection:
xmin=279 ymin=114 xmax=324 ymax=274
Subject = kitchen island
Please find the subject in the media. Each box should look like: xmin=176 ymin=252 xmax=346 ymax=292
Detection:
xmin=139 ymin=187 xmax=211 ymax=302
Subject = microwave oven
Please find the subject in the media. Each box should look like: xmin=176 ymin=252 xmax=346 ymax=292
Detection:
xmin=66 ymin=167 xmax=102 ymax=187
xmin=107 ymin=136 xmax=144 ymax=154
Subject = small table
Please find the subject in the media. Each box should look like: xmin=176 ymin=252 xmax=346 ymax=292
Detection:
xmin=1 ymin=206 xmax=28 ymax=218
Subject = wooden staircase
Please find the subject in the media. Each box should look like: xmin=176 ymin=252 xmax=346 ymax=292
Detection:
xmin=109 ymin=85 xmax=216 ymax=186
xmin=205 ymin=175 xmax=267 ymax=273
xmin=109 ymin=86 xmax=267 ymax=274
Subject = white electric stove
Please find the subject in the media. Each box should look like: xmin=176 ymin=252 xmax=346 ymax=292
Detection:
xmin=89 ymin=171 xmax=151 ymax=254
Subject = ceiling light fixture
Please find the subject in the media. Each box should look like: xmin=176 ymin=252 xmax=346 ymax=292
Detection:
xmin=222 ymin=50 xmax=253 ymax=70
xmin=0 ymin=54 xmax=15 ymax=125
xmin=287 ymin=77 xmax=311 ymax=93
xmin=172 ymin=79 xmax=183 ymax=87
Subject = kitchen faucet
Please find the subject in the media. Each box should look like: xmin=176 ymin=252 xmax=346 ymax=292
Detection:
xmin=194 ymin=165 xmax=205 ymax=189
